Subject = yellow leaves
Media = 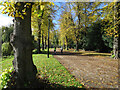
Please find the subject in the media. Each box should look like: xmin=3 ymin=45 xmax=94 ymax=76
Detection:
xmin=17 ymin=2 xmax=21 ymax=6
xmin=26 ymin=3 xmax=31 ymax=6
xmin=20 ymin=15 xmax=24 ymax=19
xmin=2 ymin=7 xmax=7 ymax=11
xmin=22 ymin=12 xmax=26 ymax=15
xmin=22 ymin=8 xmax=26 ymax=13
xmin=115 ymin=35 xmax=118 ymax=38
xmin=40 ymin=5 xmax=44 ymax=10
xmin=50 ymin=2 xmax=54 ymax=6
xmin=2 ymin=11 xmax=7 ymax=14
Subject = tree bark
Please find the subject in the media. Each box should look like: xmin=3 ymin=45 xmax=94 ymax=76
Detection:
xmin=118 ymin=34 xmax=120 ymax=59
xmin=37 ymin=30 xmax=41 ymax=54
xmin=65 ymin=36 xmax=69 ymax=50
xmin=76 ymin=40 xmax=79 ymax=51
xmin=44 ymin=36 xmax=47 ymax=49
xmin=37 ymin=5 xmax=44 ymax=53
xmin=42 ymin=33 xmax=44 ymax=50
xmin=37 ymin=5 xmax=41 ymax=54
xmin=113 ymin=37 xmax=118 ymax=59
xmin=10 ymin=2 xmax=37 ymax=88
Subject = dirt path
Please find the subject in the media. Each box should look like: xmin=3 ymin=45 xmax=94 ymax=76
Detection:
xmin=51 ymin=49 xmax=118 ymax=88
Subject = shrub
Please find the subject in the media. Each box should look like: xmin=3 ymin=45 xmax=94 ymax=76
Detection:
xmin=2 ymin=42 xmax=13 ymax=56
xmin=0 ymin=67 xmax=13 ymax=89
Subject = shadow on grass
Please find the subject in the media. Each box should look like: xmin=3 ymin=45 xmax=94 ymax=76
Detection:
xmin=6 ymin=72 xmax=85 ymax=90
xmin=34 ymin=76 xmax=85 ymax=90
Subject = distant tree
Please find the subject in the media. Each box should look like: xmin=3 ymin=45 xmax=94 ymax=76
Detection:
xmin=1 ymin=25 xmax=13 ymax=56
xmin=1 ymin=25 xmax=13 ymax=43
xmin=31 ymin=3 xmax=55 ymax=52
xmin=85 ymin=20 xmax=113 ymax=52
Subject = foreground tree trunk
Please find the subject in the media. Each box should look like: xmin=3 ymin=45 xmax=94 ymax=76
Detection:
xmin=10 ymin=3 xmax=37 ymax=88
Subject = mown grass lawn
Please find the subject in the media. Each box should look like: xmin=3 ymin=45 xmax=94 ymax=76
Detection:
xmin=0 ymin=54 xmax=83 ymax=88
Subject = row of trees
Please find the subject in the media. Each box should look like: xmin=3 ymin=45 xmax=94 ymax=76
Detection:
xmin=58 ymin=2 xmax=120 ymax=58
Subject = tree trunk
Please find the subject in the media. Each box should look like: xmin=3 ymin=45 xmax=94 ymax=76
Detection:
xmin=76 ymin=40 xmax=79 ymax=51
xmin=65 ymin=36 xmax=69 ymax=50
xmin=10 ymin=3 xmax=37 ymax=88
xmin=44 ymin=36 xmax=47 ymax=49
xmin=42 ymin=33 xmax=44 ymax=50
xmin=37 ymin=31 xmax=41 ymax=54
xmin=113 ymin=37 xmax=118 ymax=59
xmin=117 ymin=2 xmax=120 ymax=58
xmin=37 ymin=5 xmax=42 ymax=54
xmin=118 ymin=32 xmax=120 ymax=58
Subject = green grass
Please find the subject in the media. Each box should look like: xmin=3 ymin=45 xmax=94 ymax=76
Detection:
xmin=33 ymin=54 xmax=82 ymax=88
xmin=0 ymin=56 xmax=14 ymax=74
xmin=0 ymin=54 xmax=83 ymax=88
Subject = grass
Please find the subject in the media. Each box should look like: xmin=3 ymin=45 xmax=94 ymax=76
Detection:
xmin=0 ymin=56 xmax=14 ymax=74
xmin=0 ymin=54 xmax=83 ymax=88
xmin=33 ymin=54 xmax=83 ymax=88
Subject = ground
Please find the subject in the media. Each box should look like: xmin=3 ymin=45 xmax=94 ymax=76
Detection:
xmin=51 ymin=48 xmax=118 ymax=88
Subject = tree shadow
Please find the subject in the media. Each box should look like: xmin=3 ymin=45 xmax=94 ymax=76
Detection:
xmin=6 ymin=72 xmax=85 ymax=90
xmin=32 ymin=76 xmax=86 ymax=90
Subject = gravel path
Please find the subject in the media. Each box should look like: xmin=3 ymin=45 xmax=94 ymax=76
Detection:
xmin=52 ymin=49 xmax=118 ymax=89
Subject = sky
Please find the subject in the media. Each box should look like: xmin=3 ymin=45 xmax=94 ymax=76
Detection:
xmin=0 ymin=2 xmax=107 ymax=28
xmin=0 ymin=2 xmax=62 ymax=29
xmin=0 ymin=14 xmax=13 ymax=27
xmin=0 ymin=4 xmax=13 ymax=27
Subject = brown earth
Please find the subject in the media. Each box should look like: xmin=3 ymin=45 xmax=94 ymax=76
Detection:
xmin=51 ymin=48 xmax=118 ymax=89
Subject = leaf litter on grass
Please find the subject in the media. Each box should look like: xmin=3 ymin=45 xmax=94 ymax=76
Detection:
xmin=33 ymin=54 xmax=84 ymax=88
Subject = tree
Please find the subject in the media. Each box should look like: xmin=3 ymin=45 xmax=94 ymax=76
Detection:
xmin=10 ymin=2 xmax=37 ymax=87
xmin=1 ymin=2 xmax=38 ymax=87
xmin=101 ymin=2 xmax=120 ymax=59
xmin=1 ymin=25 xmax=13 ymax=56
xmin=1 ymin=25 xmax=13 ymax=43
xmin=59 ymin=7 xmax=75 ymax=50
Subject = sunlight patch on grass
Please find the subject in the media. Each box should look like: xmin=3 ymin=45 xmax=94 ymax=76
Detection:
xmin=81 ymin=52 xmax=111 ymax=56
xmin=33 ymin=54 xmax=83 ymax=88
